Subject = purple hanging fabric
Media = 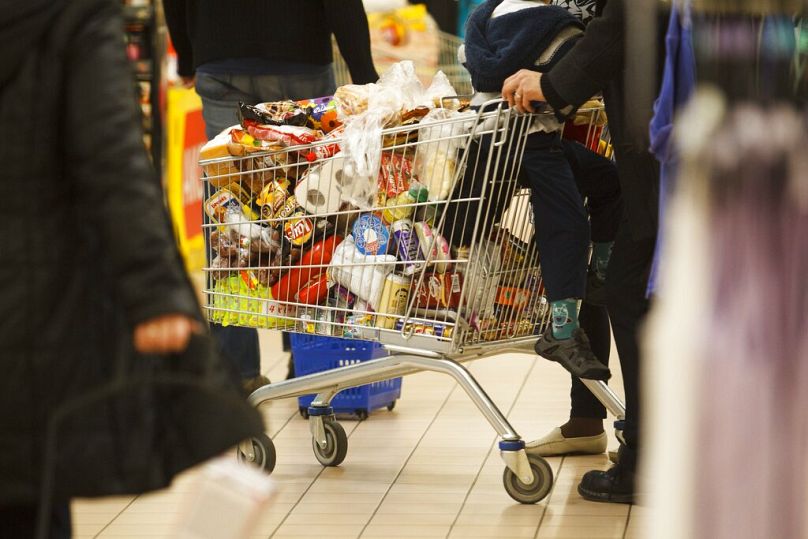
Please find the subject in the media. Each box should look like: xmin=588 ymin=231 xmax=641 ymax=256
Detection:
xmin=646 ymin=4 xmax=696 ymax=295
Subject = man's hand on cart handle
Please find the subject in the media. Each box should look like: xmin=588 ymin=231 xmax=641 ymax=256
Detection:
xmin=502 ymin=70 xmax=546 ymax=114
xmin=134 ymin=314 xmax=201 ymax=355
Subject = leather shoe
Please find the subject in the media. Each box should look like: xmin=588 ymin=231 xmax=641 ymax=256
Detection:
xmin=577 ymin=463 xmax=635 ymax=504
xmin=525 ymin=427 xmax=607 ymax=457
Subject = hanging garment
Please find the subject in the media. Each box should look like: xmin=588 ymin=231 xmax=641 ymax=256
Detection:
xmin=645 ymin=91 xmax=808 ymax=539
xmin=646 ymin=3 xmax=697 ymax=296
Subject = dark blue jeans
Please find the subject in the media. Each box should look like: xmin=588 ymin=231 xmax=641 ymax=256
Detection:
xmin=196 ymin=68 xmax=336 ymax=379
xmin=522 ymin=132 xmax=590 ymax=302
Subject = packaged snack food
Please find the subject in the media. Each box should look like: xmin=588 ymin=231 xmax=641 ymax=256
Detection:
xmin=209 ymin=274 xmax=295 ymax=330
xmin=204 ymin=184 xmax=256 ymax=223
xmin=378 ymin=153 xmax=414 ymax=199
xmin=391 ymin=219 xmax=422 ymax=275
xmin=239 ymin=101 xmax=309 ymax=127
xmin=296 ymin=96 xmax=341 ymax=133
xmin=255 ymin=178 xmax=291 ymax=221
xmin=244 ymin=122 xmax=321 ymax=147
xmin=352 ymin=213 xmax=390 ymax=256
xmin=495 ymin=287 xmax=532 ymax=311
xmin=394 ymin=318 xmax=453 ymax=338
xmin=413 ymin=221 xmax=450 ymax=273
xmin=413 ymin=271 xmax=462 ymax=309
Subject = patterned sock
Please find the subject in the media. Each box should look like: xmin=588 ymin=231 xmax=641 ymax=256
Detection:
xmin=551 ymin=298 xmax=579 ymax=340
xmin=591 ymin=241 xmax=613 ymax=281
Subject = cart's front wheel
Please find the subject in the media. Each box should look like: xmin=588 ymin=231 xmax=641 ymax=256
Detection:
xmin=237 ymin=433 xmax=276 ymax=474
xmin=503 ymin=454 xmax=553 ymax=504
xmin=312 ymin=419 xmax=348 ymax=467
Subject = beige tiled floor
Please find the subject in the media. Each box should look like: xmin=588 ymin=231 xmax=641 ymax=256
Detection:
xmin=72 ymin=331 xmax=638 ymax=538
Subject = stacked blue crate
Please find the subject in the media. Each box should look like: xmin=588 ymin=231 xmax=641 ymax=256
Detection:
xmin=290 ymin=334 xmax=402 ymax=418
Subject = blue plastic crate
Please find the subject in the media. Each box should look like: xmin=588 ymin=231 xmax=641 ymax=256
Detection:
xmin=291 ymin=334 xmax=402 ymax=418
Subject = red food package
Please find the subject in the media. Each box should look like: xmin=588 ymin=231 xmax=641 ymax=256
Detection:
xmin=378 ymin=153 xmax=413 ymax=199
xmin=244 ymin=121 xmax=321 ymax=147
xmin=413 ymin=271 xmax=463 ymax=309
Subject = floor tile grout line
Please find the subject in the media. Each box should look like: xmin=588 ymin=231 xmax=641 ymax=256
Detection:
xmin=92 ymin=495 xmax=138 ymax=538
xmin=268 ymin=419 xmax=364 ymax=538
xmin=355 ymin=380 xmax=460 ymax=539
xmin=443 ymin=356 xmax=541 ymax=538
xmin=622 ymin=504 xmax=633 ymax=539
xmin=533 ymin=455 xmax=566 ymax=539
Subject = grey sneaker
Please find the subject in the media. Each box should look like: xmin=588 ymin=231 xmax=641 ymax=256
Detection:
xmin=535 ymin=326 xmax=611 ymax=380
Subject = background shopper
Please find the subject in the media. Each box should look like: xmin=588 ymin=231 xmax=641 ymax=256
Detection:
xmin=0 ymin=0 xmax=261 ymax=536
xmin=163 ymin=0 xmax=379 ymax=391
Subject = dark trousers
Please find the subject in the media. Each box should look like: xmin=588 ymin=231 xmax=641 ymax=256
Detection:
xmin=606 ymin=216 xmax=656 ymax=471
xmin=562 ymin=140 xmax=623 ymax=419
xmin=571 ymin=302 xmax=612 ymax=418
xmin=562 ymin=140 xmax=623 ymax=244
xmin=0 ymin=503 xmax=72 ymax=539
xmin=522 ymin=133 xmax=590 ymax=302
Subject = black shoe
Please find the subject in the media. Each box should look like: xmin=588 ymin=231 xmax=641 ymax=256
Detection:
xmin=535 ymin=326 xmax=611 ymax=380
xmin=584 ymin=271 xmax=607 ymax=307
xmin=577 ymin=463 xmax=635 ymax=504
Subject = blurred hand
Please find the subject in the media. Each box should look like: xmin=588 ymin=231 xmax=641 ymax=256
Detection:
xmin=502 ymin=70 xmax=546 ymax=113
xmin=134 ymin=314 xmax=200 ymax=355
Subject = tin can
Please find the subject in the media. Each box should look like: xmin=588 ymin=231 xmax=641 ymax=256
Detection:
xmin=375 ymin=273 xmax=411 ymax=329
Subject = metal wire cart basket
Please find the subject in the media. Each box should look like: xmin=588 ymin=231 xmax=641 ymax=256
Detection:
xmin=199 ymin=99 xmax=624 ymax=504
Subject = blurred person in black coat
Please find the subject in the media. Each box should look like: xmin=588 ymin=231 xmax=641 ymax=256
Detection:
xmin=0 ymin=1 xmax=262 ymax=536
xmin=502 ymin=0 xmax=666 ymax=504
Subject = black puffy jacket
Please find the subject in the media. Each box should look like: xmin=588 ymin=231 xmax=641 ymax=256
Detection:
xmin=0 ymin=0 xmax=262 ymax=504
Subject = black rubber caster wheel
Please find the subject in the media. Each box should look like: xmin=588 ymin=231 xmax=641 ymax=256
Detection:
xmin=503 ymin=454 xmax=553 ymax=504
xmin=237 ymin=433 xmax=277 ymax=474
xmin=387 ymin=401 xmax=396 ymax=412
xmin=299 ymin=407 xmax=309 ymax=419
xmin=312 ymin=419 xmax=348 ymax=467
xmin=356 ymin=409 xmax=369 ymax=421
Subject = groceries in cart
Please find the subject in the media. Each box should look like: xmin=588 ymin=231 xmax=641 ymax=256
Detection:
xmin=199 ymin=62 xmax=550 ymax=346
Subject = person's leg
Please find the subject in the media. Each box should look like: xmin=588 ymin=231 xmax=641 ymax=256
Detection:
xmin=577 ymin=216 xmax=655 ymax=503
xmin=523 ymin=135 xmax=610 ymax=380
xmin=563 ymin=140 xmax=623 ymax=306
xmin=526 ymin=301 xmax=611 ymax=456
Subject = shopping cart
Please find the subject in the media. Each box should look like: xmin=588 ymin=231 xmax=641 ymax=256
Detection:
xmin=333 ymin=30 xmax=472 ymax=95
xmin=200 ymin=99 xmax=625 ymax=504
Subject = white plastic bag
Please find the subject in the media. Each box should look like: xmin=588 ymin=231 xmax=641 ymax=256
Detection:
xmin=327 ymin=235 xmax=396 ymax=309
xmin=415 ymin=108 xmax=476 ymax=201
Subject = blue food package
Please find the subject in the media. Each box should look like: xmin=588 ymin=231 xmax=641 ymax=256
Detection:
xmin=352 ymin=213 xmax=391 ymax=256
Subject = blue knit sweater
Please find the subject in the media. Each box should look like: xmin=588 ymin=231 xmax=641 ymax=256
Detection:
xmin=463 ymin=0 xmax=584 ymax=92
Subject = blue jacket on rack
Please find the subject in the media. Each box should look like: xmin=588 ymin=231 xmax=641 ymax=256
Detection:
xmin=463 ymin=0 xmax=584 ymax=92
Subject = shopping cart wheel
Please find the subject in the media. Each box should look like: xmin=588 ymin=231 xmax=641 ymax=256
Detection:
xmin=502 ymin=454 xmax=553 ymax=504
xmin=312 ymin=419 xmax=348 ymax=467
xmin=356 ymin=410 xmax=369 ymax=421
xmin=299 ymin=407 xmax=309 ymax=419
xmin=387 ymin=401 xmax=396 ymax=412
xmin=237 ymin=434 xmax=277 ymax=474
